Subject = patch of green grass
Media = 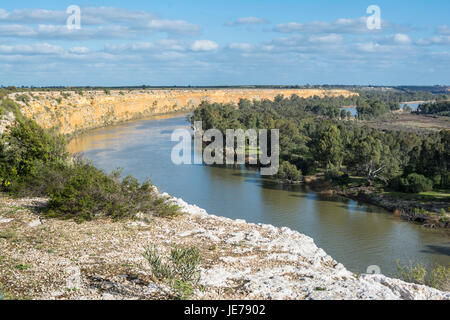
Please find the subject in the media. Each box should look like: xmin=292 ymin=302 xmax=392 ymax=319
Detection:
xmin=14 ymin=263 xmax=32 ymax=271
xmin=314 ymin=287 xmax=326 ymax=291
xmin=383 ymin=190 xmax=450 ymax=205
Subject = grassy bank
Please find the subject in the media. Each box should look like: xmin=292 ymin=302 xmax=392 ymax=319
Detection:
xmin=303 ymin=173 xmax=450 ymax=228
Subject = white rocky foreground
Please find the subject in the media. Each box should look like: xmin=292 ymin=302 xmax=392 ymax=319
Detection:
xmin=164 ymin=194 xmax=449 ymax=300
xmin=0 ymin=194 xmax=448 ymax=300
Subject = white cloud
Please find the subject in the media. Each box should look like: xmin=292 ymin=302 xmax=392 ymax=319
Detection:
xmin=275 ymin=18 xmax=364 ymax=34
xmin=417 ymin=35 xmax=450 ymax=46
xmin=274 ymin=17 xmax=388 ymax=34
xmin=147 ymin=19 xmax=200 ymax=35
xmin=308 ymin=34 xmax=343 ymax=44
xmin=226 ymin=17 xmax=269 ymax=26
xmin=228 ymin=42 xmax=253 ymax=51
xmin=0 ymin=9 xmax=8 ymax=19
xmin=105 ymin=40 xmax=187 ymax=53
xmin=0 ymin=7 xmax=200 ymax=39
xmin=69 ymin=46 xmax=90 ymax=54
xmin=190 ymin=40 xmax=219 ymax=52
xmin=393 ymin=33 xmax=411 ymax=45
xmin=0 ymin=7 xmax=156 ymax=26
xmin=437 ymin=25 xmax=450 ymax=35
xmin=0 ymin=43 xmax=64 ymax=55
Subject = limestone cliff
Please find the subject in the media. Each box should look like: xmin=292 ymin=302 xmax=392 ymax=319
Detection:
xmin=10 ymin=89 xmax=357 ymax=135
xmin=0 ymin=194 xmax=448 ymax=300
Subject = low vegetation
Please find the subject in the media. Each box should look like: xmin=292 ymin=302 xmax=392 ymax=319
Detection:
xmin=144 ymin=245 xmax=202 ymax=299
xmin=0 ymin=100 xmax=178 ymax=222
xmin=416 ymin=101 xmax=450 ymax=117
xmin=396 ymin=261 xmax=449 ymax=291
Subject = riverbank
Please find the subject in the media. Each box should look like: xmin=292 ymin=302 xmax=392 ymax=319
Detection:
xmin=0 ymin=194 xmax=448 ymax=300
xmin=304 ymin=176 xmax=449 ymax=228
xmin=345 ymin=189 xmax=449 ymax=228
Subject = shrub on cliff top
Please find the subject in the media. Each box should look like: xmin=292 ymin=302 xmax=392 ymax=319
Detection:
xmin=396 ymin=261 xmax=449 ymax=291
xmin=144 ymin=245 xmax=202 ymax=299
xmin=0 ymin=98 xmax=23 ymax=120
xmin=0 ymin=117 xmax=67 ymax=192
xmin=45 ymin=162 xmax=158 ymax=222
xmin=0 ymin=116 xmax=172 ymax=221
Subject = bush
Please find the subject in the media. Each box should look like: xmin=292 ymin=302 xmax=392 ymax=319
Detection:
xmin=396 ymin=261 xmax=449 ymax=291
xmin=45 ymin=161 xmax=157 ymax=222
xmin=400 ymin=173 xmax=434 ymax=193
xmin=277 ymin=161 xmax=303 ymax=183
xmin=0 ymin=98 xmax=23 ymax=120
xmin=15 ymin=94 xmax=30 ymax=105
xmin=0 ymin=118 xmax=67 ymax=192
xmin=0 ymin=117 xmax=170 ymax=221
xmin=324 ymin=163 xmax=350 ymax=185
xmin=144 ymin=245 xmax=202 ymax=299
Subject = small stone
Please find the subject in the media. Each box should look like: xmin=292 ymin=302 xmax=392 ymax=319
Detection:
xmin=0 ymin=218 xmax=13 ymax=224
xmin=28 ymin=219 xmax=42 ymax=227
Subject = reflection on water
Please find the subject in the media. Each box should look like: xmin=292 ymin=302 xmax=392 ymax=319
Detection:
xmin=69 ymin=115 xmax=449 ymax=275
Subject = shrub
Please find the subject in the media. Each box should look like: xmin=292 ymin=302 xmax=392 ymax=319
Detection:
xmin=324 ymin=163 xmax=350 ymax=185
xmin=277 ymin=161 xmax=303 ymax=183
xmin=144 ymin=245 xmax=202 ymax=299
xmin=0 ymin=118 xmax=168 ymax=221
xmin=0 ymin=98 xmax=23 ymax=120
xmin=396 ymin=261 xmax=449 ymax=291
xmin=0 ymin=118 xmax=67 ymax=191
xmin=151 ymin=197 xmax=182 ymax=218
xmin=400 ymin=173 xmax=433 ymax=193
xmin=45 ymin=161 xmax=157 ymax=222
xmin=15 ymin=94 xmax=30 ymax=105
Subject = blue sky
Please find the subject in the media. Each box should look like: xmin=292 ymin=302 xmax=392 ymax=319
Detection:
xmin=0 ymin=0 xmax=449 ymax=86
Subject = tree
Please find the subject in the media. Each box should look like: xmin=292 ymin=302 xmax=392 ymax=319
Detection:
xmin=277 ymin=161 xmax=303 ymax=183
xmin=314 ymin=125 xmax=344 ymax=168
xmin=346 ymin=134 xmax=399 ymax=185
xmin=400 ymin=173 xmax=433 ymax=193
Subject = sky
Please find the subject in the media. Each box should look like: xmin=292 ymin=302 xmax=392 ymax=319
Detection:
xmin=0 ymin=0 xmax=449 ymax=86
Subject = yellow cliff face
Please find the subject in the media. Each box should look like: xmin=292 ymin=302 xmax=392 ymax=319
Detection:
xmin=11 ymin=88 xmax=357 ymax=135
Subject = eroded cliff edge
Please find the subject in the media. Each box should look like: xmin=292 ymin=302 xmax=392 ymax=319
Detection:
xmin=0 ymin=194 xmax=448 ymax=300
xmin=10 ymin=88 xmax=357 ymax=135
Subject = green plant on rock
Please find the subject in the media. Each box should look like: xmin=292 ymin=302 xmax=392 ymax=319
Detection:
xmin=15 ymin=94 xmax=30 ymax=105
xmin=396 ymin=260 xmax=449 ymax=291
xmin=143 ymin=245 xmax=202 ymax=299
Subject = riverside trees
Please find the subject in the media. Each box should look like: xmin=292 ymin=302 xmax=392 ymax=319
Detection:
xmin=190 ymin=95 xmax=449 ymax=191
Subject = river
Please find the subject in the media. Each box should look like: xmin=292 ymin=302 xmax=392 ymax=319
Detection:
xmin=68 ymin=114 xmax=449 ymax=276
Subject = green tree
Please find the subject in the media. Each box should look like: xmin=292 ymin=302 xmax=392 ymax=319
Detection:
xmin=277 ymin=161 xmax=303 ymax=183
xmin=314 ymin=125 xmax=344 ymax=167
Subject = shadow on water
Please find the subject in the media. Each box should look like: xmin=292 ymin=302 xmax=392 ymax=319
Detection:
xmin=421 ymin=244 xmax=450 ymax=257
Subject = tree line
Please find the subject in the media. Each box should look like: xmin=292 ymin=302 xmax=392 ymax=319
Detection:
xmin=190 ymin=95 xmax=449 ymax=192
